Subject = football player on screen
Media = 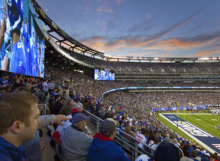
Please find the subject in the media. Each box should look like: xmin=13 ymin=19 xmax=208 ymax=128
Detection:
xmin=22 ymin=16 xmax=30 ymax=75
xmin=30 ymin=27 xmax=39 ymax=77
xmin=8 ymin=0 xmax=26 ymax=74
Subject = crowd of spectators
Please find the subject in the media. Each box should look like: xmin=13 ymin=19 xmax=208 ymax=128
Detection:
xmin=0 ymin=66 xmax=220 ymax=161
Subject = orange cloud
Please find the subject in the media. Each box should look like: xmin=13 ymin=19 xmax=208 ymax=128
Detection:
xmin=190 ymin=50 xmax=220 ymax=57
xmin=81 ymin=37 xmax=206 ymax=53
xmin=143 ymin=39 xmax=203 ymax=51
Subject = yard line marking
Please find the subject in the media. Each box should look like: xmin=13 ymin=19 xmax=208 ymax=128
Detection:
xmin=211 ymin=119 xmax=218 ymax=121
xmin=178 ymin=115 xmax=220 ymax=139
xmin=196 ymin=119 xmax=202 ymax=121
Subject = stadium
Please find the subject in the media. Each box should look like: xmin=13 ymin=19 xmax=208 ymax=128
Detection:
xmin=0 ymin=0 xmax=220 ymax=161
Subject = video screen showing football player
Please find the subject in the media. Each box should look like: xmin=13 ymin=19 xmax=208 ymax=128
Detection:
xmin=0 ymin=0 xmax=8 ymax=70
xmin=8 ymin=0 xmax=26 ymax=74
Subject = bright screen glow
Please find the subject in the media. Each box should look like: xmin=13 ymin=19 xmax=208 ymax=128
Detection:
xmin=0 ymin=0 xmax=45 ymax=77
xmin=94 ymin=69 xmax=115 ymax=81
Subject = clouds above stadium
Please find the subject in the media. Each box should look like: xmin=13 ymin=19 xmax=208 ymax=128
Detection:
xmin=38 ymin=0 xmax=220 ymax=57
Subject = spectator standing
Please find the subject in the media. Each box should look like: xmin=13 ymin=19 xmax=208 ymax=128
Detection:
xmin=42 ymin=79 xmax=48 ymax=96
xmin=87 ymin=118 xmax=130 ymax=161
xmin=0 ymin=73 xmax=11 ymax=87
xmin=62 ymin=113 xmax=92 ymax=161
xmin=49 ymin=95 xmax=60 ymax=111
xmin=48 ymin=80 xmax=55 ymax=95
xmin=51 ymin=98 xmax=66 ymax=115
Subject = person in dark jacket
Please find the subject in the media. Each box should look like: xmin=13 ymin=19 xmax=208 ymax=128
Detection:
xmin=51 ymin=98 xmax=66 ymax=115
xmin=87 ymin=118 xmax=130 ymax=161
xmin=58 ymin=99 xmax=74 ymax=116
xmin=0 ymin=92 xmax=40 ymax=161
xmin=49 ymin=95 xmax=60 ymax=112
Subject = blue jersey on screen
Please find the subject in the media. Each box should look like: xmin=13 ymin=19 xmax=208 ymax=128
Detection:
xmin=9 ymin=41 xmax=26 ymax=74
xmin=22 ymin=24 xmax=30 ymax=75
xmin=8 ymin=0 xmax=23 ymax=29
xmin=0 ymin=41 xmax=5 ymax=60
xmin=30 ymin=45 xmax=39 ymax=77
xmin=0 ymin=3 xmax=4 ymax=20
xmin=0 ymin=41 xmax=5 ymax=69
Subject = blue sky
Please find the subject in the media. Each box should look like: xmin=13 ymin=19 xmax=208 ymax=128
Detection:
xmin=37 ymin=0 xmax=220 ymax=57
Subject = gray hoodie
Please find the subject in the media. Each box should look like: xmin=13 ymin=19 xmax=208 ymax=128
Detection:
xmin=61 ymin=125 xmax=93 ymax=161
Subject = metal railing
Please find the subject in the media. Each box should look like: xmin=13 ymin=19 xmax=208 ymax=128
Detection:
xmin=59 ymin=87 xmax=154 ymax=161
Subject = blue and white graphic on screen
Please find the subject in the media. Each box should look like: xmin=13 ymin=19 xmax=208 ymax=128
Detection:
xmin=94 ymin=69 xmax=115 ymax=81
xmin=0 ymin=0 xmax=45 ymax=77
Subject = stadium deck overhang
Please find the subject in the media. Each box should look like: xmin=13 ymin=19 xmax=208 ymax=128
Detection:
xmin=31 ymin=0 xmax=220 ymax=63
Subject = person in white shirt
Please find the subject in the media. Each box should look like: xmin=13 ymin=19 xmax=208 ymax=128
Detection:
xmin=135 ymin=128 xmax=148 ymax=149
xmin=48 ymin=80 xmax=55 ymax=95
xmin=56 ymin=108 xmax=91 ymax=138
xmin=42 ymin=79 xmax=48 ymax=95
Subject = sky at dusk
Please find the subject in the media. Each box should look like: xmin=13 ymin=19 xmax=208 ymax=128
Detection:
xmin=37 ymin=0 xmax=220 ymax=57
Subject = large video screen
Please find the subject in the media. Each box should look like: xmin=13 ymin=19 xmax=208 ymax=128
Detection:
xmin=0 ymin=0 xmax=45 ymax=77
xmin=94 ymin=69 xmax=115 ymax=81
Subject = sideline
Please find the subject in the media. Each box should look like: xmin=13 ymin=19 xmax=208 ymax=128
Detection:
xmin=160 ymin=113 xmax=219 ymax=154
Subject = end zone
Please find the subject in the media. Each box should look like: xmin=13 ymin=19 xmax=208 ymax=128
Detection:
xmin=160 ymin=113 xmax=220 ymax=154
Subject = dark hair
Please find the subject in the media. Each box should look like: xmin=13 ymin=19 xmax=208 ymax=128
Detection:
xmin=141 ymin=128 xmax=148 ymax=135
xmin=55 ymin=95 xmax=60 ymax=100
xmin=61 ymin=98 xmax=66 ymax=101
xmin=191 ymin=150 xmax=197 ymax=158
xmin=5 ymin=84 xmax=13 ymax=92
xmin=183 ymin=145 xmax=190 ymax=157
xmin=74 ymin=97 xmax=79 ymax=102
xmin=0 ymin=92 xmax=38 ymax=135
xmin=10 ymin=83 xmax=26 ymax=92
xmin=147 ymin=134 xmax=156 ymax=144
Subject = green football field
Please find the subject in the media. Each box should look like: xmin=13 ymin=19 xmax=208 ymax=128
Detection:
xmin=176 ymin=114 xmax=220 ymax=138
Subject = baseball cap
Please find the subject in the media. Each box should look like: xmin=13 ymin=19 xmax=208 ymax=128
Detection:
xmin=72 ymin=113 xmax=90 ymax=124
xmin=71 ymin=108 xmax=82 ymax=114
xmin=1 ymin=73 xmax=9 ymax=76
xmin=135 ymin=155 xmax=150 ymax=161
xmin=10 ymin=73 xmax=16 ymax=77
xmin=101 ymin=118 xmax=118 ymax=135
xmin=154 ymin=142 xmax=180 ymax=161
